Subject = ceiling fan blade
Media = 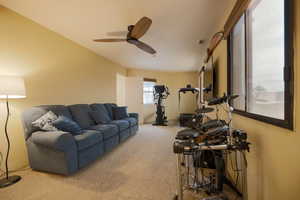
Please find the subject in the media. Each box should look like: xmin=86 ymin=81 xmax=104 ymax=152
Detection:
xmin=134 ymin=40 xmax=156 ymax=54
xmin=93 ymin=39 xmax=126 ymax=42
xmin=106 ymin=31 xmax=128 ymax=36
xmin=131 ymin=17 xmax=152 ymax=39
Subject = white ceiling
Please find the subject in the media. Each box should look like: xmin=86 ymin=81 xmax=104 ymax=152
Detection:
xmin=0 ymin=0 xmax=235 ymax=71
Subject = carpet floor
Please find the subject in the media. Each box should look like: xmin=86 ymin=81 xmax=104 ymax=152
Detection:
xmin=0 ymin=125 xmax=238 ymax=200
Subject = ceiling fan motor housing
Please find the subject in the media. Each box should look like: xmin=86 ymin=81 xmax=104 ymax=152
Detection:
xmin=128 ymin=25 xmax=134 ymax=32
xmin=127 ymin=25 xmax=137 ymax=43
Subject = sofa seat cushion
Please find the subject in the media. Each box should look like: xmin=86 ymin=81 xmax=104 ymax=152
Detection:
xmin=109 ymin=120 xmax=130 ymax=131
xmin=74 ymin=130 xmax=103 ymax=151
xmin=123 ymin=117 xmax=138 ymax=126
xmin=89 ymin=124 xmax=118 ymax=140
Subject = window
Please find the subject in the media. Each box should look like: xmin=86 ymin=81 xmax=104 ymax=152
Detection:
xmin=232 ymin=15 xmax=246 ymax=111
xmin=143 ymin=79 xmax=156 ymax=104
xmin=228 ymin=0 xmax=294 ymax=129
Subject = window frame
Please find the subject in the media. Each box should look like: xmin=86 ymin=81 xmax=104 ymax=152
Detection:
xmin=143 ymin=78 xmax=157 ymax=105
xmin=227 ymin=0 xmax=294 ymax=130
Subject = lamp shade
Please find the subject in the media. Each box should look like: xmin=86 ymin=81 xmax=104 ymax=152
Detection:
xmin=0 ymin=76 xmax=26 ymax=99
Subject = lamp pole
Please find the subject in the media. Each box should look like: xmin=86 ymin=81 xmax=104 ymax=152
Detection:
xmin=0 ymin=96 xmax=22 ymax=188
xmin=5 ymin=96 xmax=10 ymax=179
xmin=0 ymin=76 xmax=25 ymax=188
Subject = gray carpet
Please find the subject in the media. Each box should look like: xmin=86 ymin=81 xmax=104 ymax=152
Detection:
xmin=0 ymin=125 xmax=238 ymax=200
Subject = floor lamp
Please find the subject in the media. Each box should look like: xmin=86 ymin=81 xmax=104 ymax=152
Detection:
xmin=0 ymin=76 xmax=26 ymax=188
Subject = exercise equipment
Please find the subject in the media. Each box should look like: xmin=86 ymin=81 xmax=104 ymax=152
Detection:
xmin=178 ymin=84 xmax=200 ymax=109
xmin=173 ymin=94 xmax=250 ymax=200
xmin=179 ymin=113 xmax=194 ymax=127
xmin=195 ymin=107 xmax=215 ymax=114
xmin=153 ymin=85 xmax=169 ymax=126
xmin=178 ymin=85 xmax=200 ymax=127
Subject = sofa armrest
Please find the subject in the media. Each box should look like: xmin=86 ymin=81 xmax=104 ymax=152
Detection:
xmin=31 ymin=131 xmax=76 ymax=152
xmin=129 ymin=113 xmax=139 ymax=120
xmin=129 ymin=113 xmax=139 ymax=124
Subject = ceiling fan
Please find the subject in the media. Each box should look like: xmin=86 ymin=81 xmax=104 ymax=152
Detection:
xmin=94 ymin=17 xmax=156 ymax=55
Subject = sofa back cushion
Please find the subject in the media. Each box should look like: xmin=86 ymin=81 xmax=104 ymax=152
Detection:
xmin=104 ymin=103 xmax=117 ymax=120
xmin=112 ymin=106 xmax=129 ymax=120
xmin=68 ymin=104 xmax=95 ymax=129
xmin=39 ymin=105 xmax=73 ymax=120
xmin=32 ymin=111 xmax=58 ymax=131
xmin=22 ymin=105 xmax=71 ymax=140
xmin=22 ymin=107 xmax=48 ymax=140
xmin=90 ymin=104 xmax=111 ymax=124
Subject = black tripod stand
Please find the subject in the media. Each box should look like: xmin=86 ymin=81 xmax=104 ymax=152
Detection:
xmin=152 ymin=85 xmax=169 ymax=126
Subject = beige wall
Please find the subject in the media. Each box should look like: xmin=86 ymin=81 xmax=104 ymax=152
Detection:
xmin=116 ymin=73 xmax=127 ymax=106
xmin=125 ymin=76 xmax=144 ymax=124
xmin=0 ymin=6 xmax=127 ymax=171
xmin=127 ymin=69 xmax=198 ymax=123
xmin=212 ymin=1 xmax=300 ymax=199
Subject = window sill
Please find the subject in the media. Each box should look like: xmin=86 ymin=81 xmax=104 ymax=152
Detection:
xmin=232 ymin=109 xmax=293 ymax=130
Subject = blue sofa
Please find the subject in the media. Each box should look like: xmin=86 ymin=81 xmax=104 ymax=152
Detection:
xmin=21 ymin=103 xmax=139 ymax=175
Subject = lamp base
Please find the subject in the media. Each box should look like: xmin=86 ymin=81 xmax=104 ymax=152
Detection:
xmin=0 ymin=175 xmax=21 ymax=188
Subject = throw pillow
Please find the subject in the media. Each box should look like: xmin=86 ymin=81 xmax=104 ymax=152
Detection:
xmin=52 ymin=115 xmax=83 ymax=135
xmin=112 ymin=106 xmax=129 ymax=120
xmin=32 ymin=111 xmax=58 ymax=131
xmin=89 ymin=111 xmax=111 ymax=124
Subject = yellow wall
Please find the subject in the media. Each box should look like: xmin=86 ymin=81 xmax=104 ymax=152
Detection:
xmin=212 ymin=1 xmax=300 ymax=199
xmin=0 ymin=6 xmax=128 ymax=171
xmin=127 ymin=69 xmax=198 ymax=123
xmin=116 ymin=73 xmax=127 ymax=106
